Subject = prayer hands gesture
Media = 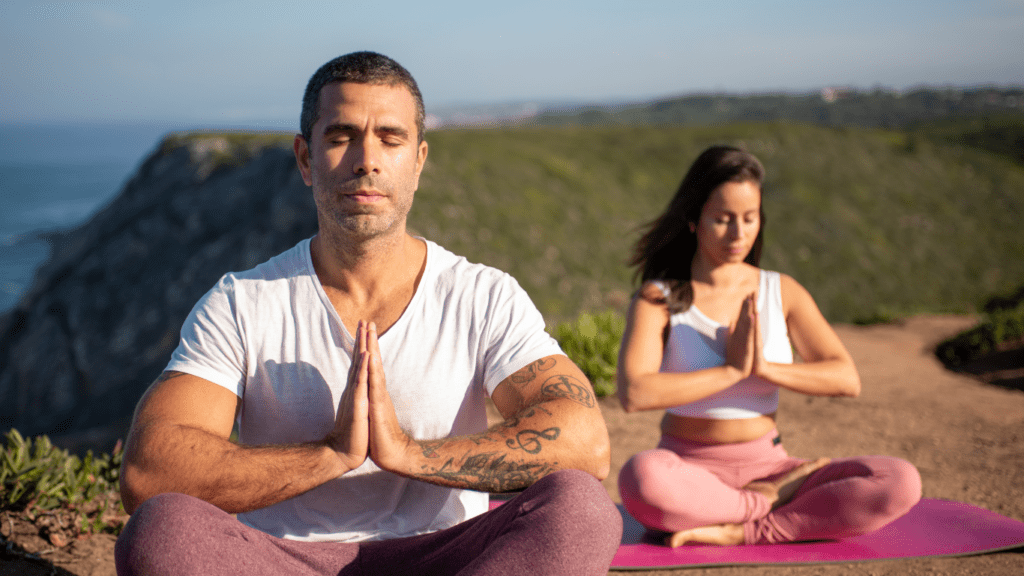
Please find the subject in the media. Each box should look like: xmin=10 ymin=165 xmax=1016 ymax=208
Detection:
xmin=323 ymin=321 xmax=413 ymax=475
xmin=726 ymin=293 xmax=769 ymax=380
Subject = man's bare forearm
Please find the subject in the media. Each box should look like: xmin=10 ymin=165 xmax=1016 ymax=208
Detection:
xmin=121 ymin=422 xmax=345 ymax=514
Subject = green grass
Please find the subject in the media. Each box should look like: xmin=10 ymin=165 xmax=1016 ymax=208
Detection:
xmin=412 ymin=122 xmax=1024 ymax=325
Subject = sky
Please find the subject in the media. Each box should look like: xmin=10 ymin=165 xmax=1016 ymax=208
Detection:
xmin=2 ymin=0 xmax=1023 ymax=129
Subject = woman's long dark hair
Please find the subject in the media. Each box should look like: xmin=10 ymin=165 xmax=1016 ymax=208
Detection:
xmin=630 ymin=146 xmax=766 ymax=313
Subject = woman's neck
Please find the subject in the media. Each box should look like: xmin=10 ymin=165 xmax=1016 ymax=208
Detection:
xmin=690 ymin=256 xmax=752 ymax=287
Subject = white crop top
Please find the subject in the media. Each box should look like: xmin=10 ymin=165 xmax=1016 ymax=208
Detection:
xmin=660 ymin=270 xmax=793 ymax=419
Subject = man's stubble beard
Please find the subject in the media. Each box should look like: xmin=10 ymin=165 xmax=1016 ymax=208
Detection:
xmin=314 ymin=177 xmax=415 ymax=242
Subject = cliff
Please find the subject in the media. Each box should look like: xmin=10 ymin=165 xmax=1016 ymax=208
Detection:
xmin=0 ymin=132 xmax=312 ymax=452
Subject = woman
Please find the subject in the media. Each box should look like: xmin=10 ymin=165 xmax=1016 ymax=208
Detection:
xmin=616 ymin=146 xmax=921 ymax=547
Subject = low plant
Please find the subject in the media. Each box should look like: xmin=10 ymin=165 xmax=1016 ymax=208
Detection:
xmin=554 ymin=310 xmax=626 ymax=397
xmin=935 ymin=286 xmax=1024 ymax=368
xmin=1 ymin=429 xmax=127 ymax=546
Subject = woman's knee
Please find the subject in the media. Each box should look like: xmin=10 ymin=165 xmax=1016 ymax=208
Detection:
xmin=836 ymin=456 xmax=922 ymax=535
xmin=619 ymin=451 xmax=712 ymax=530
xmin=877 ymin=456 xmax=922 ymax=516
xmin=618 ymin=450 xmax=694 ymax=507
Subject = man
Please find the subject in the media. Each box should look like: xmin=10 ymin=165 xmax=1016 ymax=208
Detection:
xmin=115 ymin=51 xmax=621 ymax=575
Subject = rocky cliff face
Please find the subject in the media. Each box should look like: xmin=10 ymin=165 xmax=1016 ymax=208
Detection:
xmin=0 ymin=133 xmax=315 ymax=452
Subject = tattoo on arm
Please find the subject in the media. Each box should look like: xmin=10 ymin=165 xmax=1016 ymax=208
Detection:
xmin=541 ymin=375 xmax=596 ymax=408
xmin=417 ymin=406 xmax=558 ymax=459
xmin=509 ymin=357 xmax=557 ymax=385
xmin=410 ymin=363 xmax=594 ymax=491
xmin=506 ymin=428 xmax=560 ymax=453
xmin=417 ymin=452 xmax=557 ymax=492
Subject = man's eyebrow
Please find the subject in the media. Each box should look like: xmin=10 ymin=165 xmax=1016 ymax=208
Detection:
xmin=321 ymin=123 xmax=410 ymax=139
xmin=322 ymin=123 xmax=357 ymax=137
xmin=374 ymin=125 xmax=410 ymax=139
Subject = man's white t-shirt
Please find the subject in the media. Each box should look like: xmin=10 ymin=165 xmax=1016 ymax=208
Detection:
xmin=166 ymin=237 xmax=563 ymax=542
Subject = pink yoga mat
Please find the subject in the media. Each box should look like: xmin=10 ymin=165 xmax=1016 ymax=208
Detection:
xmin=608 ymin=498 xmax=1024 ymax=569
xmin=488 ymin=498 xmax=1024 ymax=569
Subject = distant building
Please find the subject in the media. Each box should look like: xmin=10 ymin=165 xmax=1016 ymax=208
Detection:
xmin=820 ymin=87 xmax=851 ymax=103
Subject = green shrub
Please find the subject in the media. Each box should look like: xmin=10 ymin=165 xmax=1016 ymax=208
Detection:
xmin=554 ymin=310 xmax=625 ymax=397
xmin=935 ymin=295 xmax=1024 ymax=367
xmin=1 ymin=429 xmax=127 ymax=542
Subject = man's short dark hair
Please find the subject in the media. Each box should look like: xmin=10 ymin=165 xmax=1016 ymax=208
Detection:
xmin=300 ymin=51 xmax=425 ymax=143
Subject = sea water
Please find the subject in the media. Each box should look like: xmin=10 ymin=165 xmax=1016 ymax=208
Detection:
xmin=0 ymin=123 xmax=179 ymax=313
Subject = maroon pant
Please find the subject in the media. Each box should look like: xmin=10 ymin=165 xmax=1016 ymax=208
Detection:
xmin=115 ymin=469 xmax=621 ymax=576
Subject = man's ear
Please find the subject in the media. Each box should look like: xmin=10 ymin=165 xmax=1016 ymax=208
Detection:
xmin=294 ymin=134 xmax=313 ymax=186
xmin=414 ymin=139 xmax=428 ymax=179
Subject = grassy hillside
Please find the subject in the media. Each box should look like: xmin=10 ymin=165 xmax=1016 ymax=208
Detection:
xmin=411 ymin=122 xmax=1024 ymax=325
xmin=909 ymin=113 xmax=1024 ymax=165
xmin=532 ymin=86 xmax=1024 ymax=130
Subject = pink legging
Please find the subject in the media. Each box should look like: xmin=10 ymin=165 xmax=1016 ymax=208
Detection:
xmin=618 ymin=430 xmax=921 ymax=544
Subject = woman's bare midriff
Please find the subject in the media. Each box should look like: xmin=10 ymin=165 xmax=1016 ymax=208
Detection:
xmin=660 ymin=412 xmax=778 ymax=445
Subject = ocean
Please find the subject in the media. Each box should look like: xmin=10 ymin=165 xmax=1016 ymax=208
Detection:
xmin=0 ymin=122 xmax=193 ymax=313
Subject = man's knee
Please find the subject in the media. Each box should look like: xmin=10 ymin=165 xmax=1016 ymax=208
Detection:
xmin=533 ymin=469 xmax=621 ymax=541
xmin=115 ymin=493 xmax=229 ymax=575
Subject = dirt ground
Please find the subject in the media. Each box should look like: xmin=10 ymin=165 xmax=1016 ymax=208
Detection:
xmin=2 ymin=315 xmax=1022 ymax=575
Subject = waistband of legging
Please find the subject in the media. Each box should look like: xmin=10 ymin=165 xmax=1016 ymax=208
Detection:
xmin=657 ymin=428 xmax=784 ymax=460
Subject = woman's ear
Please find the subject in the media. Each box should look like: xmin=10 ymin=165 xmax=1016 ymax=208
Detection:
xmin=688 ymin=222 xmax=696 ymax=234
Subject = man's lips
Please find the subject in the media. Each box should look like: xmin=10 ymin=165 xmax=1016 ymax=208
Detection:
xmin=345 ymin=190 xmax=386 ymax=203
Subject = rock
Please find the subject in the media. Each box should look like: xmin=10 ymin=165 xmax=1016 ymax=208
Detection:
xmin=0 ymin=132 xmax=314 ymax=453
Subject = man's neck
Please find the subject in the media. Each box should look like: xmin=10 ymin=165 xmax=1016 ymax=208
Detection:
xmin=310 ymin=227 xmax=427 ymax=334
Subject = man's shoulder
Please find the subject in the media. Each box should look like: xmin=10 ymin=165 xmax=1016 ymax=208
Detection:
xmin=201 ymin=239 xmax=312 ymax=304
xmin=425 ymin=239 xmax=517 ymax=293
xmin=223 ymin=239 xmax=311 ymax=284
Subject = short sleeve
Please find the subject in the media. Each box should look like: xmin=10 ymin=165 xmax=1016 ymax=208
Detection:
xmin=480 ymin=273 xmax=564 ymax=395
xmin=165 ymin=275 xmax=247 ymax=397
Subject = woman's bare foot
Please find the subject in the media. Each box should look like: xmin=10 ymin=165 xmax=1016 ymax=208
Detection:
xmin=665 ymin=458 xmax=831 ymax=548
xmin=666 ymin=523 xmax=745 ymax=548
xmin=744 ymin=457 xmax=831 ymax=510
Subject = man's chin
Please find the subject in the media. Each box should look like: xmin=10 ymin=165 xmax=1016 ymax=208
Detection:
xmin=338 ymin=217 xmax=404 ymax=240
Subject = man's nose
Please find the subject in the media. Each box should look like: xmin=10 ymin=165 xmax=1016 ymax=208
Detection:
xmin=353 ymin=139 xmax=381 ymax=175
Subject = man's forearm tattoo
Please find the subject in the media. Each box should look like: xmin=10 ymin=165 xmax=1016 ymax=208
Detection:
xmin=541 ymin=375 xmax=596 ymax=408
xmin=418 ymin=407 xmax=558 ymax=459
xmin=417 ymin=452 xmax=557 ymax=492
xmin=509 ymin=357 xmax=557 ymax=385
xmin=506 ymin=428 xmax=560 ymax=453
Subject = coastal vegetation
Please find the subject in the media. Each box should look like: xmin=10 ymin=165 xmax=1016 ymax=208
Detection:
xmin=530 ymin=86 xmax=1024 ymax=130
xmin=1 ymin=429 xmax=126 ymax=545
xmin=414 ymin=117 xmax=1024 ymax=326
